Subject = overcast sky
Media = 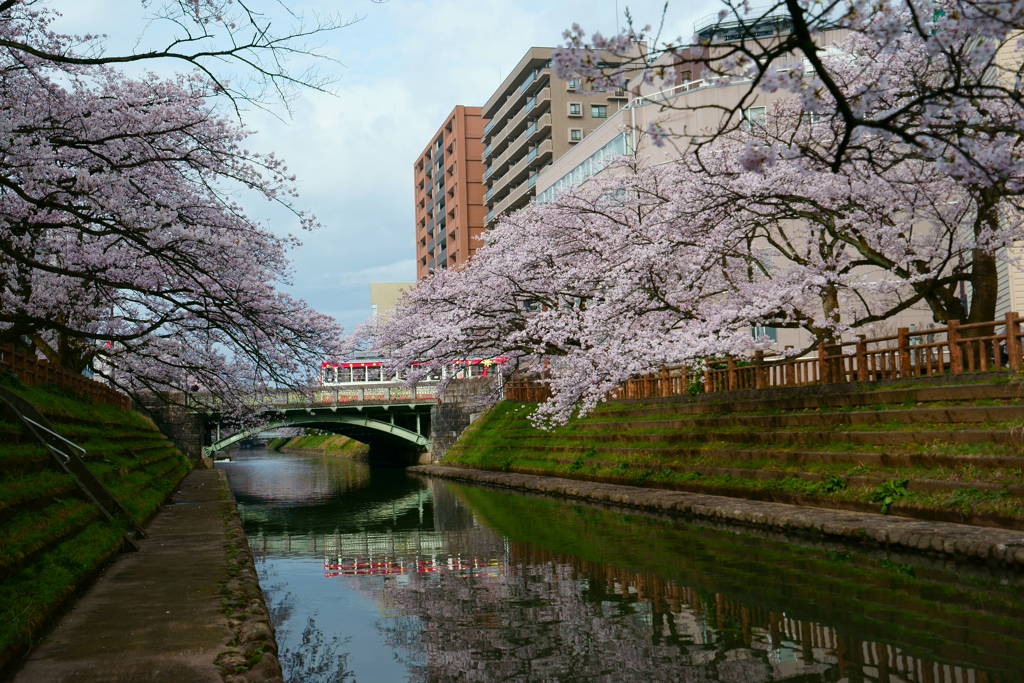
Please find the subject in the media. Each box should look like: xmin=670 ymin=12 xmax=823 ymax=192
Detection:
xmin=55 ymin=0 xmax=719 ymax=333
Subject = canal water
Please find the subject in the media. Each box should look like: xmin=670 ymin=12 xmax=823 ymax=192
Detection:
xmin=217 ymin=449 xmax=1024 ymax=683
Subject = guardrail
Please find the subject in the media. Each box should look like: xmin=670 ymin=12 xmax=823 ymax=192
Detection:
xmin=0 ymin=344 xmax=130 ymax=410
xmin=506 ymin=313 xmax=1024 ymax=402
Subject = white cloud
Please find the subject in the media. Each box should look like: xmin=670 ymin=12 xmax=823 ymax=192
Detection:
xmin=49 ymin=0 xmax=721 ymax=337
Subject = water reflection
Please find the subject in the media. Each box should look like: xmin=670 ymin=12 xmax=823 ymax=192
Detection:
xmin=218 ymin=450 xmax=1024 ymax=682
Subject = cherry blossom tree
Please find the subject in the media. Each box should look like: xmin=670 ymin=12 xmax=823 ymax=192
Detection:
xmin=0 ymin=2 xmax=349 ymax=414
xmin=556 ymin=0 xmax=1024 ymax=173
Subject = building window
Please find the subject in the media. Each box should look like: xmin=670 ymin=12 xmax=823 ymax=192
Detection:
xmin=743 ymin=106 xmax=767 ymax=130
xmin=567 ymin=77 xmax=581 ymax=90
xmin=568 ymin=102 xmax=582 ymax=117
xmin=569 ymin=128 xmax=583 ymax=142
xmin=591 ymin=104 xmax=608 ymax=118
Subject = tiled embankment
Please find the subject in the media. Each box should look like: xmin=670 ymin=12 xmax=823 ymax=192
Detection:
xmin=0 ymin=380 xmax=192 ymax=674
xmin=442 ymin=374 xmax=1024 ymax=530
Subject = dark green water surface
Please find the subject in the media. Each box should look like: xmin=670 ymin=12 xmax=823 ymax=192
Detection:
xmin=217 ymin=449 xmax=1024 ymax=682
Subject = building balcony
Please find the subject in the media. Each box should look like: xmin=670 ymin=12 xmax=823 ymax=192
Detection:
xmin=485 ymin=110 xmax=551 ymax=182
xmin=486 ymin=138 xmax=552 ymax=202
xmin=487 ymin=177 xmax=534 ymax=224
xmin=485 ymin=87 xmax=550 ymax=161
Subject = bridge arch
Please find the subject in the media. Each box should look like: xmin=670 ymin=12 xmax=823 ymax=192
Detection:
xmin=204 ymin=413 xmax=429 ymax=458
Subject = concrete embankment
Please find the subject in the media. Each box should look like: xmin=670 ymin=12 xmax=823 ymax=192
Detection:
xmin=12 ymin=470 xmax=281 ymax=682
xmin=411 ymin=464 xmax=1024 ymax=567
xmin=270 ymin=433 xmax=369 ymax=459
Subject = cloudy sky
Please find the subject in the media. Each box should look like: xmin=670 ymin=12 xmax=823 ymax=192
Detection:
xmin=55 ymin=0 xmax=719 ymax=332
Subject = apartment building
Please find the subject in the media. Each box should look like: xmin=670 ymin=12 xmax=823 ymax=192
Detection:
xmin=370 ymin=282 xmax=413 ymax=319
xmin=413 ymin=105 xmax=487 ymax=280
xmin=533 ymin=22 xmax=947 ymax=353
xmin=482 ymin=47 xmax=630 ymax=227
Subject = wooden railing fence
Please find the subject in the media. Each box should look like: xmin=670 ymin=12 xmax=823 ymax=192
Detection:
xmin=506 ymin=313 xmax=1024 ymax=403
xmin=0 ymin=344 xmax=130 ymax=410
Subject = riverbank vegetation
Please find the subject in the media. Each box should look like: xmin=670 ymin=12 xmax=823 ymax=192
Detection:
xmin=271 ymin=433 xmax=369 ymax=459
xmin=442 ymin=376 xmax=1024 ymax=528
xmin=0 ymin=378 xmax=190 ymax=674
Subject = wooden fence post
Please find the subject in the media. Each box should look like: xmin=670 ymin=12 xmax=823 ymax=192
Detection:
xmin=946 ymin=319 xmax=963 ymax=374
xmin=727 ymin=357 xmax=737 ymax=391
xmin=817 ymin=343 xmax=828 ymax=384
xmin=1006 ymin=312 xmax=1021 ymax=371
xmin=897 ymin=327 xmax=911 ymax=377
xmin=703 ymin=365 xmax=712 ymax=394
xmin=660 ymin=367 xmax=670 ymax=397
xmin=784 ymin=347 xmax=795 ymax=385
xmin=855 ymin=335 xmax=868 ymax=381
xmin=754 ymin=350 xmax=766 ymax=389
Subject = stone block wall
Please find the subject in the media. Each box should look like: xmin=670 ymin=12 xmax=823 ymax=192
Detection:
xmin=429 ymin=377 xmax=500 ymax=461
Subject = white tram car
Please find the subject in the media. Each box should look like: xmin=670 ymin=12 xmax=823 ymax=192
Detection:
xmin=320 ymin=357 xmax=506 ymax=386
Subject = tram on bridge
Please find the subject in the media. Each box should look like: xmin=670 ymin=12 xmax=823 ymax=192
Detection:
xmin=320 ymin=357 xmax=507 ymax=386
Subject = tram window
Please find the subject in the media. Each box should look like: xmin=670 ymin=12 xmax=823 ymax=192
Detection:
xmin=368 ymin=366 xmax=382 ymax=382
xmin=325 ymin=367 xmax=336 ymax=384
xmin=351 ymin=367 xmax=366 ymax=382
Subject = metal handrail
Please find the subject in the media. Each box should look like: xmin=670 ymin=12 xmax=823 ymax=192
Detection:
xmin=21 ymin=416 xmax=86 ymax=453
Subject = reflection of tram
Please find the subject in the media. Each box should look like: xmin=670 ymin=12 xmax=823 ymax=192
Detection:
xmin=324 ymin=556 xmax=502 ymax=578
xmin=320 ymin=357 xmax=506 ymax=386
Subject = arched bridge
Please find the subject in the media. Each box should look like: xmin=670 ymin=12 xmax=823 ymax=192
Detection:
xmin=202 ymin=382 xmax=438 ymax=461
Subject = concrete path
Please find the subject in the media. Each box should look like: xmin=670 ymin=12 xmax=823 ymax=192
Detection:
xmin=14 ymin=470 xmax=241 ymax=682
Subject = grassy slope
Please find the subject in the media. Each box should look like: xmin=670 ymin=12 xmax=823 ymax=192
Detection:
xmin=443 ymin=394 xmax=1024 ymax=524
xmin=0 ymin=379 xmax=191 ymax=673
xmin=271 ymin=433 xmax=369 ymax=458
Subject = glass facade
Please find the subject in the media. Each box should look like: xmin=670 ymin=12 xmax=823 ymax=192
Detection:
xmin=536 ymin=131 xmax=633 ymax=204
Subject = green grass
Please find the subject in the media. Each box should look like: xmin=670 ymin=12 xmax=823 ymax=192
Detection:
xmin=0 ymin=379 xmax=192 ymax=672
xmin=276 ymin=433 xmax=369 ymax=457
xmin=443 ymin=398 xmax=1024 ymax=523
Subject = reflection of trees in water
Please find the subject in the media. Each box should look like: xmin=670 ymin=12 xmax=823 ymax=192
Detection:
xmin=259 ymin=568 xmax=354 ymax=683
xmin=360 ymin=540 xmax=1006 ymax=682
xmin=279 ymin=616 xmax=354 ymax=683
xmin=221 ymin=454 xmax=372 ymax=505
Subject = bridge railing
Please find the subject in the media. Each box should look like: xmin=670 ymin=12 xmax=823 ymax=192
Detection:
xmin=506 ymin=313 xmax=1024 ymax=402
xmin=201 ymin=382 xmax=440 ymax=410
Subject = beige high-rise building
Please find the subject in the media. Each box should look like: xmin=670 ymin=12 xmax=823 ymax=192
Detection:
xmin=370 ymin=282 xmax=413 ymax=319
xmin=481 ymin=47 xmax=629 ymax=226
xmin=414 ymin=105 xmax=487 ymax=280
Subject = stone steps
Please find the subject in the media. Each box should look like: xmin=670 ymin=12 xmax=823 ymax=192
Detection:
xmin=587 ymin=379 xmax=1024 ymax=417
xmin=573 ymin=404 xmax=1024 ymax=431
xmin=448 ymin=373 xmax=1024 ymax=526
xmin=475 ymin=442 xmax=1021 ymax=470
xmin=504 ymin=427 xmax=1017 ymax=446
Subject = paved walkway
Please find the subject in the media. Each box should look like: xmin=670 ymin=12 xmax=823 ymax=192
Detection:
xmin=14 ymin=470 xmax=244 ymax=682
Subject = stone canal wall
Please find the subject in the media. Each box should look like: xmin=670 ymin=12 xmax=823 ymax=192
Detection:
xmin=411 ymin=465 xmax=1024 ymax=568
xmin=430 ymin=376 xmax=500 ymax=461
